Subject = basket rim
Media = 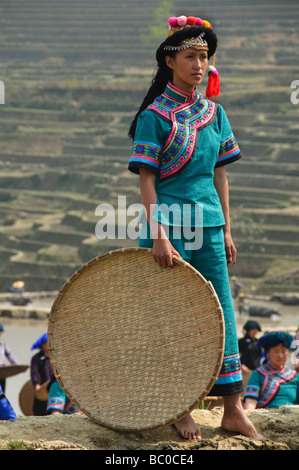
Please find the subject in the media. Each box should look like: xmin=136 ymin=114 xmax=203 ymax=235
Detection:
xmin=48 ymin=247 xmax=225 ymax=432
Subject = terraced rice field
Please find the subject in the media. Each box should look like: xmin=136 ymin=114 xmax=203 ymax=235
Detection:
xmin=0 ymin=0 xmax=298 ymax=294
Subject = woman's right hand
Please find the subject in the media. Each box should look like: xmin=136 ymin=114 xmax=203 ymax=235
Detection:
xmin=152 ymin=236 xmax=181 ymax=268
xmin=139 ymin=168 xmax=181 ymax=268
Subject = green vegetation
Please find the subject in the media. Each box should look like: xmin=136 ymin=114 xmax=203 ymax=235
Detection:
xmin=0 ymin=440 xmax=34 ymax=450
xmin=141 ymin=1 xmax=174 ymax=44
xmin=0 ymin=0 xmax=299 ymax=294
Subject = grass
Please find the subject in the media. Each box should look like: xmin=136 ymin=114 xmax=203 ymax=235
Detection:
xmin=0 ymin=440 xmax=34 ymax=451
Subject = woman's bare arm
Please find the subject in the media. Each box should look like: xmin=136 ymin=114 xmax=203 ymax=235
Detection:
xmin=214 ymin=165 xmax=237 ymax=268
xmin=243 ymin=398 xmax=258 ymax=410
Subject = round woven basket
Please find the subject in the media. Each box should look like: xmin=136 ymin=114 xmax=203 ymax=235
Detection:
xmin=0 ymin=364 xmax=28 ymax=380
xmin=48 ymin=247 xmax=224 ymax=431
xmin=19 ymin=380 xmax=34 ymax=416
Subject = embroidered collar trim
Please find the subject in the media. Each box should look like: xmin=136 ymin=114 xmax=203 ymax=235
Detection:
xmin=164 ymin=82 xmax=201 ymax=104
xmin=147 ymin=83 xmax=217 ymax=180
xmin=257 ymin=363 xmax=297 ymax=408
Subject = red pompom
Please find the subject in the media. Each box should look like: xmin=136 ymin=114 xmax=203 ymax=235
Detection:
xmin=206 ymin=67 xmax=220 ymax=99
xmin=187 ymin=16 xmax=196 ymax=25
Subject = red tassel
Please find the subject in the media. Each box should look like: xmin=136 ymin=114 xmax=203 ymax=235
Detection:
xmin=206 ymin=66 xmax=220 ymax=99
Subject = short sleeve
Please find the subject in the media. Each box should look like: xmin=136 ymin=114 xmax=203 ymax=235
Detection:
xmin=128 ymin=110 xmax=168 ymax=175
xmin=47 ymin=381 xmax=66 ymax=413
xmin=215 ymin=104 xmax=242 ymax=167
xmin=244 ymin=369 xmax=263 ymax=401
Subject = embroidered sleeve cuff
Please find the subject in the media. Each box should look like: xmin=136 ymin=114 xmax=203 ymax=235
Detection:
xmin=128 ymin=141 xmax=161 ymax=175
xmin=216 ymin=132 xmax=241 ymax=167
xmin=244 ymin=385 xmax=260 ymax=400
xmin=47 ymin=397 xmax=65 ymax=413
xmin=215 ymin=151 xmax=242 ymax=167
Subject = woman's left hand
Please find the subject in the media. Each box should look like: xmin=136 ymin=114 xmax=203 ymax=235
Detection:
xmin=224 ymin=232 xmax=237 ymax=268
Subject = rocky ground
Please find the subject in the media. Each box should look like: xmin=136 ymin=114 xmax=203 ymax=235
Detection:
xmin=0 ymin=405 xmax=298 ymax=451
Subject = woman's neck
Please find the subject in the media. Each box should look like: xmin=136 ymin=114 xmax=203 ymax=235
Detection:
xmin=268 ymin=360 xmax=285 ymax=371
xmin=171 ymin=79 xmax=196 ymax=95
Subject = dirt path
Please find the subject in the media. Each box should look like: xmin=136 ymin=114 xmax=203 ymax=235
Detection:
xmin=0 ymin=405 xmax=297 ymax=450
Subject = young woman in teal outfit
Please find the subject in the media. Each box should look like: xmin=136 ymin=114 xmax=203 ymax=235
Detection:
xmin=128 ymin=15 xmax=264 ymax=441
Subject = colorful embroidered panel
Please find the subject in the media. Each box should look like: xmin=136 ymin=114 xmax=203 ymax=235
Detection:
xmin=244 ymin=363 xmax=297 ymax=408
xmin=148 ymin=93 xmax=217 ymax=180
xmin=217 ymin=132 xmax=240 ymax=165
xmin=129 ymin=82 xmax=241 ymax=180
xmin=244 ymin=384 xmax=260 ymax=400
xmin=130 ymin=140 xmax=162 ymax=173
xmin=215 ymin=353 xmax=242 ymax=385
xmin=47 ymin=397 xmax=79 ymax=414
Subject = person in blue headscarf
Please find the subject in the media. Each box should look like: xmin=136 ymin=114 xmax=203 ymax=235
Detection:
xmin=30 ymin=333 xmax=54 ymax=416
xmin=244 ymin=331 xmax=299 ymax=409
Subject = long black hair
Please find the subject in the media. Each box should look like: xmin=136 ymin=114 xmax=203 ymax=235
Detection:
xmin=128 ymin=25 xmax=217 ymax=139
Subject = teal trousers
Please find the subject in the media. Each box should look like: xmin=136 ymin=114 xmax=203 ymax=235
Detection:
xmin=139 ymin=223 xmax=243 ymax=396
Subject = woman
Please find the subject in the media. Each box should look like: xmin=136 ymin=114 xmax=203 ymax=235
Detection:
xmin=30 ymin=333 xmax=54 ymax=416
xmin=244 ymin=331 xmax=299 ymax=409
xmin=128 ymin=15 xmax=263 ymax=440
xmin=0 ymin=323 xmax=19 ymax=393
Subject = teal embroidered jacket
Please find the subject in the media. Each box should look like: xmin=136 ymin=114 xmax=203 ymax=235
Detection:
xmin=244 ymin=363 xmax=299 ymax=408
xmin=128 ymin=82 xmax=241 ymax=227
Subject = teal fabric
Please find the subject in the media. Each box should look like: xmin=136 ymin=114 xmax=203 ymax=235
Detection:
xmin=47 ymin=381 xmax=79 ymax=415
xmin=245 ymin=365 xmax=299 ymax=408
xmin=129 ymin=82 xmax=241 ymax=227
xmin=131 ymin=83 xmax=243 ymax=395
xmin=139 ymin=224 xmax=239 ymax=359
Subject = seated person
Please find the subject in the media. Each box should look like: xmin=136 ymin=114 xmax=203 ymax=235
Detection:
xmin=47 ymin=379 xmax=81 ymax=415
xmin=244 ymin=331 xmax=298 ymax=409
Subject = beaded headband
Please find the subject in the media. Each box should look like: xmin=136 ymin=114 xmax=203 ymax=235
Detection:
xmin=164 ymin=32 xmax=208 ymax=52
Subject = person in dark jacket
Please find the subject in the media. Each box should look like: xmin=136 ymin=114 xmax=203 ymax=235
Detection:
xmin=30 ymin=333 xmax=54 ymax=416
xmin=239 ymin=321 xmax=263 ymax=388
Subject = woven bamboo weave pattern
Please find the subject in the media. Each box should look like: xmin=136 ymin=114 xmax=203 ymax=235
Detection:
xmin=48 ymin=248 xmax=224 ymax=431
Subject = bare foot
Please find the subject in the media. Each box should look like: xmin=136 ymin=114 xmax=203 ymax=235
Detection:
xmin=221 ymin=395 xmax=266 ymax=441
xmin=174 ymin=414 xmax=201 ymax=441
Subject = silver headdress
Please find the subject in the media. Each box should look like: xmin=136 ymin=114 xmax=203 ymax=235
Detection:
xmin=164 ymin=32 xmax=208 ymax=51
